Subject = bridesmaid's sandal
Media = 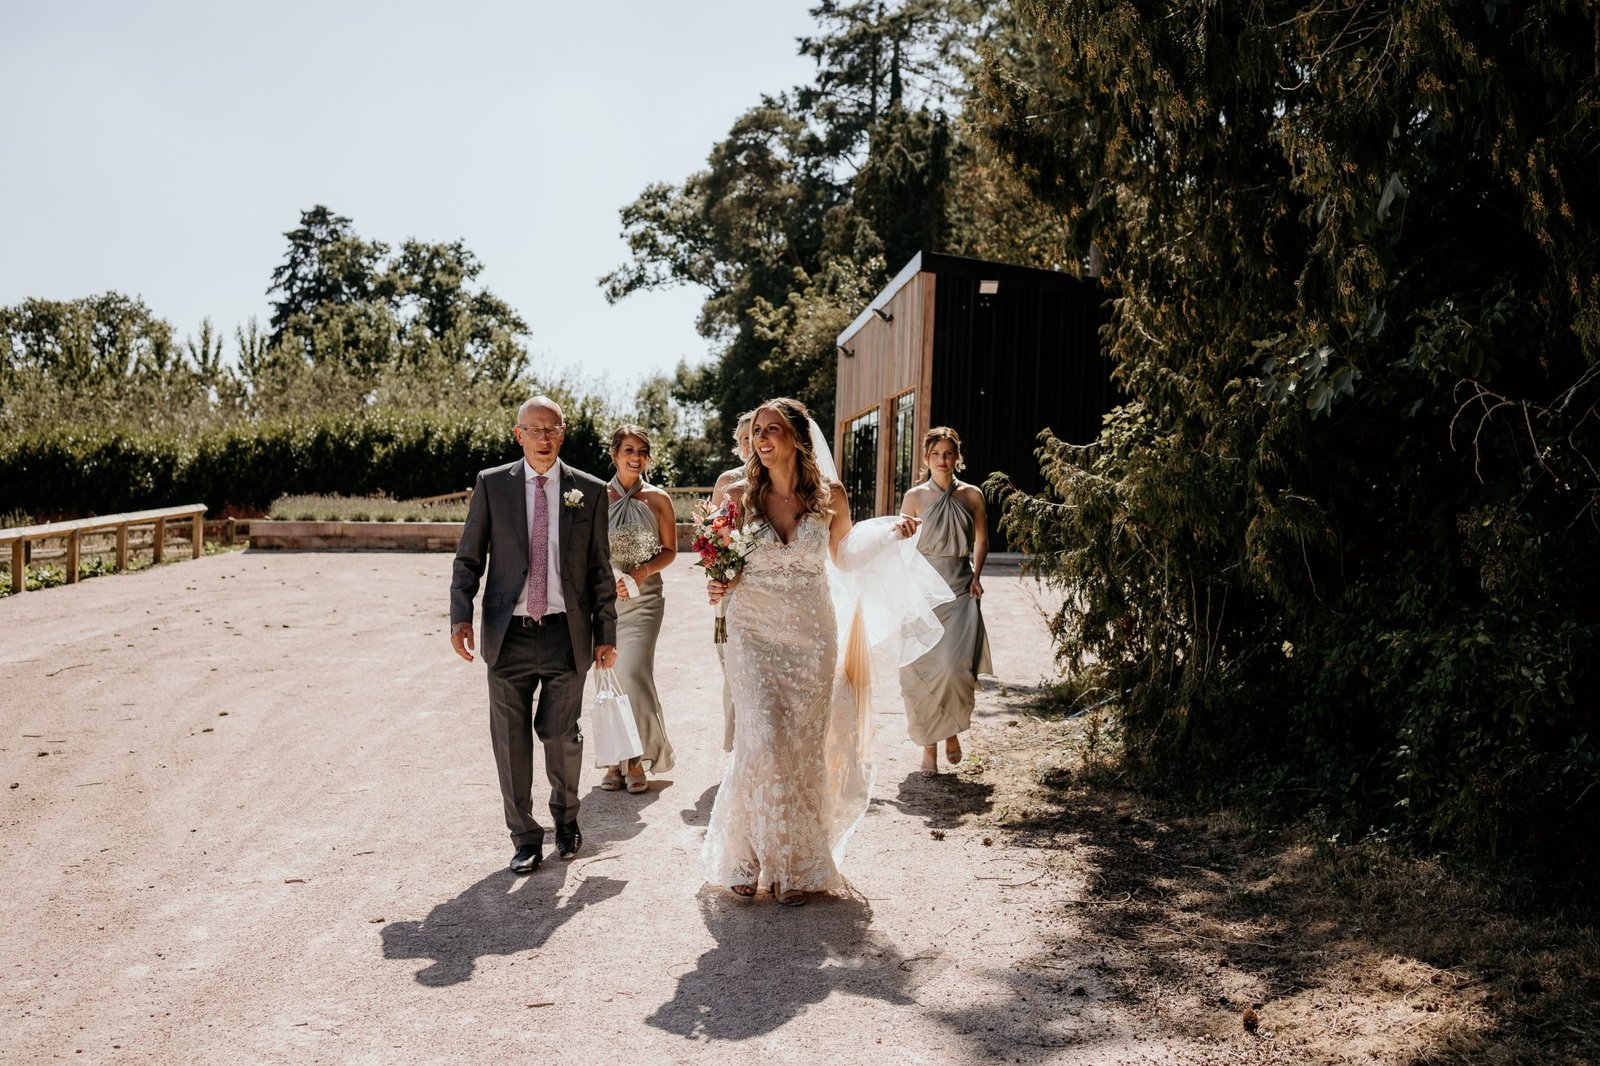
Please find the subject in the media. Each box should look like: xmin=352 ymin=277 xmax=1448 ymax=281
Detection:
xmin=771 ymin=883 xmax=807 ymax=907
xmin=920 ymin=746 xmax=939 ymax=777
xmin=945 ymin=737 xmax=963 ymax=765
xmin=600 ymin=767 xmax=624 ymax=791
xmin=624 ymin=762 xmax=648 ymax=793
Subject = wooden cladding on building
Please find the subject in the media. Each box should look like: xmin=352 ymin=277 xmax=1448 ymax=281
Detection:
xmin=834 ymin=258 xmax=936 ymax=517
xmin=835 ymin=252 xmax=1112 ymax=538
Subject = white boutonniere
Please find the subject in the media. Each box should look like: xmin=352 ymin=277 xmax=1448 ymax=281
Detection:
xmin=563 ymin=488 xmax=585 ymax=509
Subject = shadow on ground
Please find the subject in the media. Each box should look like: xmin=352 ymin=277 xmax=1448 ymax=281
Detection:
xmin=879 ymin=770 xmax=995 ymax=830
xmin=679 ymin=783 xmax=718 ymax=827
xmin=646 ymin=886 xmax=916 ymax=1041
xmin=583 ymin=776 xmax=668 ymax=852
xmin=381 ymin=865 xmax=627 ymax=986
xmin=951 ymin=694 xmax=1600 ymax=1064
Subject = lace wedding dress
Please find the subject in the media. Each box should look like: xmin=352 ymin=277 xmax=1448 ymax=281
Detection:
xmin=703 ymin=513 xmax=856 ymax=892
xmin=702 ymin=511 xmax=952 ymax=894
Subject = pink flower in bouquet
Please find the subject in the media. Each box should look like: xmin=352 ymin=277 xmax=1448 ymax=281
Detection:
xmin=691 ymin=499 xmax=753 ymax=582
xmin=689 ymin=498 xmax=758 ymax=643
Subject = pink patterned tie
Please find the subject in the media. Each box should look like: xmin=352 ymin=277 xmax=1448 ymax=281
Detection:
xmin=527 ymin=474 xmax=549 ymax=618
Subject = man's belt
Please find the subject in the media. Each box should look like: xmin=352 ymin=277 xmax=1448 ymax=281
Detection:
xmin=513 ymin=612 xmax=567 ymax=628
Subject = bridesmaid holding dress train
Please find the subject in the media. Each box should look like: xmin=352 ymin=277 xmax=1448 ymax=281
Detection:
xmin=602 ymin=424 xmax=677 ymax=793
xmin=896 ymin=426 xmax=993 ymax=776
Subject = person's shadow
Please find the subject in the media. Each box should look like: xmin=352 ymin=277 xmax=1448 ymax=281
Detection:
xmin=381 ymin=864 xmax=625 ymax=987
xmin=679 ymin=783 xmax=718 ymax=827
xmin=583 ymin=776 xmax=667 ymax=851
xmin=877 ymin=771 xmax=995 ymax=830
xmin=646 ymin=886 xmax=916 ymax=1040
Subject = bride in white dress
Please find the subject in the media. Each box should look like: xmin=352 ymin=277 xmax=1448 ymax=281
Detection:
xmin=704 ymin=397 xmax=951 ymax=906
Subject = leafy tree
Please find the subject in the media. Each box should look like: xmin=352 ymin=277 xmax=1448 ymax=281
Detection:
xmin=978 ymin=0 xmax=1600 ymax=870
xmin=798 ymin=0 xmax=982 ymax=157
xmin=2 ymin=211 xmax=543 ymax=437
xmin=0 ymin=293 xmax=225 ymax=434
xmin=266 ymin=205 xmax=391 ymax=360
xmin=749 ymin=254 xmax=887 ymax=419
xmin=259 ymin=207 xmax=533 ymax=407
xmin=604 ymin=0 xmax=997 ymax=441
xmin=388 ymin=238 xmax=530 ymax=386
xmin=2 ymin=292 xmax=175 ymax=386
xmin=604 ymin=100 xmax=845 ymax=431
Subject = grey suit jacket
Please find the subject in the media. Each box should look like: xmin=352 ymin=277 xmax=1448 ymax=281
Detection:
xmin=450 ymin=457 xmax=618 ymax=669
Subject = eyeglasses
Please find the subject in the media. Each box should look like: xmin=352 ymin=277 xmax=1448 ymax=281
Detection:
xmin=517 ymin=425 xmax=564 ymax=439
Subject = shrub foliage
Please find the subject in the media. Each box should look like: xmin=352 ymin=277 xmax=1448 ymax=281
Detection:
xmin=979 ymin=0 xmax=1600 ymax=871
xmin=0 ymin=408 xmax=611 ymax=520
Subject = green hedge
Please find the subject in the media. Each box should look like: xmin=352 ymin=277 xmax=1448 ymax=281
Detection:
xmin=0 ymin=410 xmax=611 ymax=519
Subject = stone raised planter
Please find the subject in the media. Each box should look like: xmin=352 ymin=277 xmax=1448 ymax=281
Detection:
xmin=247 ymin=520 xmax=465 ymax=552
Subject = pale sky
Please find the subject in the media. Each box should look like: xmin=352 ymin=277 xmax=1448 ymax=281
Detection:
xmin=0 ymin=1 xmax=820 ymax=391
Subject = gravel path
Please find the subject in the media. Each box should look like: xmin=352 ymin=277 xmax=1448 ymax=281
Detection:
xmin=2 ymin=549 xmax=1171 ymax=1065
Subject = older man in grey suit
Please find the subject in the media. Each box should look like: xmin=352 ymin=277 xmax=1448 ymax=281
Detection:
xmin=450 ymin=396 xmax=618 ymax=874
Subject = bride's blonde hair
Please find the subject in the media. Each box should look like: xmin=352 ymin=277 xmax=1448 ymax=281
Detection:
xmin=742 ymin=397 xmax=833 ymax=527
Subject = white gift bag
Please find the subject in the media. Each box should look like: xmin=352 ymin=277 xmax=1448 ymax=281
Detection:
xmin=589 ymin=667 xmax=643 ymax=768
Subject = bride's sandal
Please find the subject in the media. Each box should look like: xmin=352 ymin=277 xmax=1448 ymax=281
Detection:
xmin=920 ymin=746 xmax=939 ymax=777
xmin=600 ymin=767 xmax=624 ymax=791
xmin=945 ymin=737 xmax=963 ymax=765
xmin=730 ymin=883 xmax=758 ymax=899
xmin=771 ymin=883 xmax=807 ymax=907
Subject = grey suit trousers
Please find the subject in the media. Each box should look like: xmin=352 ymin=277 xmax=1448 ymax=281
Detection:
xmin=487 ymin=620 xmax=587 ymax=845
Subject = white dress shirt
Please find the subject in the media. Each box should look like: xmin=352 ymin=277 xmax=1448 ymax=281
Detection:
xmin=512 ymin=461 xmax=567 ymax=617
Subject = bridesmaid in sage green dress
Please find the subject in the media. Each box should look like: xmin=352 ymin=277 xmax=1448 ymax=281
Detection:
xmin=603 ymin=425 xmax=677 ymax=793
xmin=897 ymin=426 xmax=993 ymax=776
xmin=709 ymin=409 xmax=755 ymax=753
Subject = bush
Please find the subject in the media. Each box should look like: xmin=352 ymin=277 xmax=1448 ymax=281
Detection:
xmin=977 ymin=0 xmax=1600 ymax=881
xmin=0 ymin=407 xmax=613 ymax=519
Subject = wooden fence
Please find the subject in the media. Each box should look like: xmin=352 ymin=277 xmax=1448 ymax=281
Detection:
xmin=0 ymin=504 xmax=207 ymax=594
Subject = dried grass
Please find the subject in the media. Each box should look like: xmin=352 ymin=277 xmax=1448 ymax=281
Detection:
xmin=267 ymin=493 xmax=469 ymax=523
xmin=962 ymin=683 xmax=1600 ymax=1064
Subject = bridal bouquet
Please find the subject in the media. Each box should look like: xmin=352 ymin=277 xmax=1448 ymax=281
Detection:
xmin=690 ymin=498 xmax=756 ymax=643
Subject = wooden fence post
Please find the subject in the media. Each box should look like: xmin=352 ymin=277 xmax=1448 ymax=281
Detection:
xmin=10 ymin=540 xmax=23 ymax=594
xmin=65 ymin=530 xmax=80 ymax=584
xmin=191 ymin=512 xmax=203 ymax=558
xmin=116 ymin=526 xmax=129 ymax=571
xmin=152 ymin=519 xmax=165 ymax=564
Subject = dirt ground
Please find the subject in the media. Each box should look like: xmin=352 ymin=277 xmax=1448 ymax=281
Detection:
xmin=2 ymin=551 xmax=1589 ymax=1064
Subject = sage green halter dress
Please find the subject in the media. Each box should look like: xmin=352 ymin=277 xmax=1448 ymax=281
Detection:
xmin=898 ymin=480 xmax=993 ymax=746
xmin=608 ymin=477 xmax=675 ymax=773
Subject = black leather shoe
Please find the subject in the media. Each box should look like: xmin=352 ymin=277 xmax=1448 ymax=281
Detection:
xmin=555 ymin=822 xmax=582 ymax=861
xmin=510 ymin=841 xmax=543 ymax=875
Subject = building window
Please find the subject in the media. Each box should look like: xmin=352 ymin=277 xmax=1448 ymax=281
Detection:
xmin=891 ymin=390 xmax=917 ymax=507
xmin=840 ymin=408 xmax=879 ymax=522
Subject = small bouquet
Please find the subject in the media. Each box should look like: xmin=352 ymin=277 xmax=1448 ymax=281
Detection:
xmin=690 ymin=498 xmax=757 ymax=643
xmin=609 ymin=524 xmax=661 ymax=599
xmin=610 ymin=525 xmax=662 ymax=574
